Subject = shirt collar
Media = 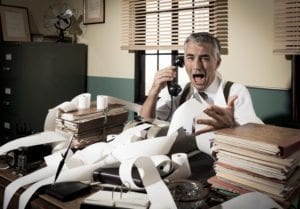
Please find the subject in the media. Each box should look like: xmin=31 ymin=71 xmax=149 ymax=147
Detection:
xmin=192 ymin=75 xmax=221 ymax=97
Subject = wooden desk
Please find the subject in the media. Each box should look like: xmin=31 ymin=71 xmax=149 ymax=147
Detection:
xmin=0 ymin=167 xmax=98 ymax=209
xmin=0 ymin=152 xmax=214 ymax=209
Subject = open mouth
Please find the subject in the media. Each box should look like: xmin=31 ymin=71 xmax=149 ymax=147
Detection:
xmin=193 ymin=73 xmax=206 ymax=85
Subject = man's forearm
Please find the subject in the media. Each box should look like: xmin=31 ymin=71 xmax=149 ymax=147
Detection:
xmin=139 ymin=90 xmax=159 ymax=119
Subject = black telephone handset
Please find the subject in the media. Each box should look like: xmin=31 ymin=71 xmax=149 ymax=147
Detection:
xmin=167 ymin=55 xmax=184 ymax=97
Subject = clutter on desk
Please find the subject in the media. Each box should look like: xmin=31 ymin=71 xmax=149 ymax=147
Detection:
xmin=4 ymin=93 xmax=296 ymax=209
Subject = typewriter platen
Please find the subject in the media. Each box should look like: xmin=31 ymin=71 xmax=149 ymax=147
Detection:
xmin=5 ymin=144 xmax=52 ymax=175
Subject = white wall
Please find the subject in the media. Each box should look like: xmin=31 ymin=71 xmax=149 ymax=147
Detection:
xmin=2 ymin=0 xmax=291 ymax=89
xmin=220 ymin=0 xmax=291 ymax=89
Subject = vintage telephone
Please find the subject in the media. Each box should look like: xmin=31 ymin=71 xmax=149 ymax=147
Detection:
xmin=167 ymin=55 xmax=184 ymax=97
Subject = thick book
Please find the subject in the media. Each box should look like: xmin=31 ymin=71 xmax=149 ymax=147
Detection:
xmin=212 ymin=142 xmax=299 ymax=168
xmin=214 ymin=123 xmax=300 ymax=158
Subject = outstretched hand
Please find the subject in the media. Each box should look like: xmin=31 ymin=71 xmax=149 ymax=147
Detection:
xmin=194 ymin=96 xmax=238 ymax=135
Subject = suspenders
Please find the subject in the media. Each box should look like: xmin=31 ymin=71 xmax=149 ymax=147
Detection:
xmin=178 ymin=81 xmax=234 ymax=107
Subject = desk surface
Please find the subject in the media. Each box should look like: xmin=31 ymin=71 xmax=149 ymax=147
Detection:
xmin=0 ymin=166 xmax=99 ymax=209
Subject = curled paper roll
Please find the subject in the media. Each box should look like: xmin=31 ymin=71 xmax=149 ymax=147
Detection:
xmin=119 ymin=156 xmax=178 ymax=209
xmin=150 ymin=155 xmax=173 ymax=177
xmin=97 ymin=95 xmax=108 ymax=110
xmin=165 ymin=153 xmax=191 ymax=181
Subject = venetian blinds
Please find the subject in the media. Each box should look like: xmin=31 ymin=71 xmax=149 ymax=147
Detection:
xmin=121 ymin=0 xmax=228 ymax=54
xmin=274 ymin=0 xmax=300 ymax=54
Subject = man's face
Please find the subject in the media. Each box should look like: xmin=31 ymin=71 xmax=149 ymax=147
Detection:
xmin=184 ymin=41 xmax=220 ymax=92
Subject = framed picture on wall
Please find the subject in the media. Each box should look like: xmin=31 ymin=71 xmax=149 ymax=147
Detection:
xmin=0 ymin=5 xmax=31 ymax=42
xmin=83 ymin=0 xmax=105 ymax=24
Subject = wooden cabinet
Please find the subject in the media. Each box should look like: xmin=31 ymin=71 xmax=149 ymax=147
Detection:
xmin=0 ymin=42 xmax=87 ymax=144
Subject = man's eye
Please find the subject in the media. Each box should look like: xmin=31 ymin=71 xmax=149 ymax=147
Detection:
xmin=201 ymin=57 xmax=210 ymax=61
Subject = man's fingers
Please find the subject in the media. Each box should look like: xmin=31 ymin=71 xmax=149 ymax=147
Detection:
xmin=194 ymin=125 xmax=214 ymax=135
xmin=197 ymin=118 xmax=217 ymax=127
xmin=204 ymin=106 xmax=224 ymax=117
xmin=227 ymin=95 xmax=238 ymax=108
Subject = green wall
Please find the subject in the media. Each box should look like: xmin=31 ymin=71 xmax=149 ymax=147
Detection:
xmin=88 ymin=76 xmax=134 ymax=102
xmin=88 ymin=76 xmax=292 ymax=126
xmin=88 ymin=76 xmax=135 ymax=119
xmin=248 ymin=87 xmax=291 ymax=126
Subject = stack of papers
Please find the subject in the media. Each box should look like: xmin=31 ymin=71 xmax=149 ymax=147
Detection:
xmin=209 ymin=123 xmax=300 ymax=207
xmin=55 ymin=101 xmax=128 ymax=149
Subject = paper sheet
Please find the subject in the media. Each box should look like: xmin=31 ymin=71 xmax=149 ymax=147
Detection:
xmin=112 ymin=131 xmax=178 ymax=161
xmin=43 ymin=108 xmax=59 ymax=131
xmin=0 ymin=131 xmax=68 ymax=156
xmin=3 ymin=166 xmax=56 ymax=209
xmin=67 ymin=142 xmax=113 ymax=166
xmin=209 ymin=192 xmax=283 ymax=209
xmin=167 ymin=98 xmax=208 ymax=136
xmin=119 ymin=156 xmax=178 ymax=209
xmin=109 ymin=123 xmax=153 ymax=147
xmin=108 ymin=96 xmax=141 ymax=113
xmin=166 ymin=97 xmax=217 ymax=155
xmin=195 ymin=132 xmax=215 ymax=155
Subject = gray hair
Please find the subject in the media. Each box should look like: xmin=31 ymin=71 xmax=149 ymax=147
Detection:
xmin=184 ymin=32 xmax=221 ymax=59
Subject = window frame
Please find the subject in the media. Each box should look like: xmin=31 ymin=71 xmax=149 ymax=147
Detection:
xmin=134 ymin=50 xmax=180 ymax=104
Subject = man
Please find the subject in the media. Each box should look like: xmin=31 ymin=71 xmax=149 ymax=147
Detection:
xmin=140 ymin=32 xmax=263 ymax=135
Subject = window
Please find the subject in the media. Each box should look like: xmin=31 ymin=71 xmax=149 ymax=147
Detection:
xmin=273 ymin=0 xmax=300 ymax=54
xmin=121 ymin=0 xmax=228 ymax=103
xmin=273 ymin=0 xmax=300 ymax=122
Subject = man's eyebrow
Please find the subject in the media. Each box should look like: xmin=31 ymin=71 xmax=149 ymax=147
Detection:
xmin=185 ymin=53 xmax=194 ymax=57
xmin=199 ymin=54 xmax=210 ymax=57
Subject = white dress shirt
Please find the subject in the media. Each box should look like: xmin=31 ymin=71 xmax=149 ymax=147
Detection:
xmin=156 ymin=75 xmax=263 ymax=125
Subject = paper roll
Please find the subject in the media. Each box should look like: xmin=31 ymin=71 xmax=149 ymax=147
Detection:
xmin=150 ymin=155 xmax=173 ymax=177
xmin=78 ymin=93 xmax=91 ymax=109
xmin=165 ymin=153 xmax=191 ymax=181
xmin=97 ymin=95 xmax=108 ymax=110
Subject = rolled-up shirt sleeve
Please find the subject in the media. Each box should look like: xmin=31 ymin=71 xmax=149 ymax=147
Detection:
xmin=230 ymin=83 xmax=264 ymax=125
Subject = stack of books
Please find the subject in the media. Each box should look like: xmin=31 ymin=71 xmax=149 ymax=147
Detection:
xmin=208 ymin=123 xmax=300 ymax=206
xmin=56 ymin=102 xmax=129 ymax=149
